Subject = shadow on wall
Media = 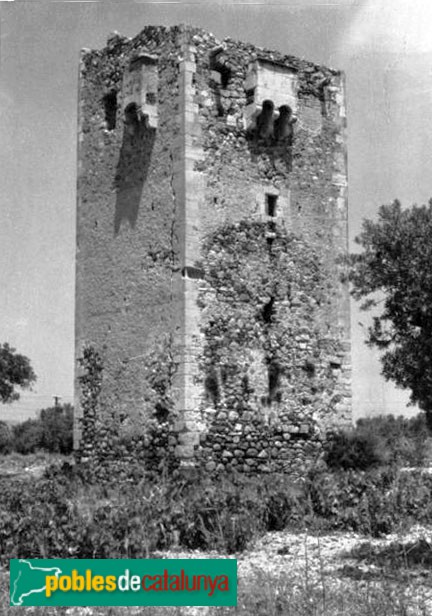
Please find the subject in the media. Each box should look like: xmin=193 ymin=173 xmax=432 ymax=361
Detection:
xmin=114 ymin=103 xmax=156 ymax=235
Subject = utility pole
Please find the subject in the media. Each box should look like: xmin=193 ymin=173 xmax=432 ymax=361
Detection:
xmin=53 ymin=395 xmax=61 ymax=408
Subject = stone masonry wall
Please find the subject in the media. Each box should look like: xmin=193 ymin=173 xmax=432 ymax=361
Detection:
xmin=75 ymin=27 xmax=184 ymax=448
xmin=173 ymin=29 xmax=351 ymax=474
xmin=75 ymin=25 xmax=351 ymax=475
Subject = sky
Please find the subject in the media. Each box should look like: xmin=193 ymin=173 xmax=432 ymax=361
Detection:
xmin=1 ymin=0 xmax=432 ymax=422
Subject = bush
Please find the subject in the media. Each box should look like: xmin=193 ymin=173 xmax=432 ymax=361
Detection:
xmin=5 ymin=404 xmax=74 ymax=455
xmin=324 ymin=429 xmax=387 ymax=471
xmin=2 ymin=464 xmax=432 ymax=561
xmin=324 ymin=413 xmax=431 ymax=471
xmin=357 ymin=413 xmax=431 ymax=467
xmin=39 ymin=404 xmax=73 ymax=454
xmin=306 ymin=466 xmax=432 ymax=536
xmin=12 ymin=418 xmax=44 ymax=454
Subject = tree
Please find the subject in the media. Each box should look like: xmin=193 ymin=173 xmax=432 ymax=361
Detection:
xmin=0 ymin=343 xmax=36 ymax=404
xmin=350 ymin=199 xmax=432 ymax=427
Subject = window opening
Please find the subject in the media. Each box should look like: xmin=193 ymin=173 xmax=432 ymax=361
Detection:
xmin=210 ymin=48 xmax=232 ymax=89
xmin=274 ymin=104 xmax=295 ymax=142
xmin=268 ymin=362 xmax=281 ymax=403
xmin=256 ymin=100 xmax=275 ymax=139
xmin=262 ymin=296 xmax=275 ymax=323
xmin=266 ymin=194 xmax=278 ymax=217
xmin=181 ymin=266 xmax=204 ymax=280
xmin=246 ymin=88 xmax=255 ymax=105
xmin=103 ymin=90 xmax=117 ymax=130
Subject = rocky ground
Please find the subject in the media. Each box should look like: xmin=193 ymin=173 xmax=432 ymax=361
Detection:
xmin=2 ymin=525 xmax=432 ymax=615
xmin=154 ymin=525 xmax=432 ymax=615
xmin=2 ymin=455 xmax=432 ymax=614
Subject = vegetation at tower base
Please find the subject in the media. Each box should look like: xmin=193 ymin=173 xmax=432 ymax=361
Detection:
xmin=75 ymin=341 xmax=180 ymax=480
xmin=1 ymin=419 xmax=432 ymax=564
xmin=0 ymin=342 xmax=36 ymax=404
xmin=197 ymin=221 xmax=347 ymax=475
xmin=349 ymin=199 xmax=432 ymax=429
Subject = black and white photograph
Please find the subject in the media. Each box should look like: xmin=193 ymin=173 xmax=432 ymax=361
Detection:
xmin=2 ymin=0 xmax=432 ymax=613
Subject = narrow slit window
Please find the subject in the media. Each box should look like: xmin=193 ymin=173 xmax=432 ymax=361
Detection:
xmin=266 ymin=194 xmax=278 ymax=217
xmin=103 ymin=90 xmax=117 ymax=130
xmin=246 ymin=88 xmax=255 ymax=105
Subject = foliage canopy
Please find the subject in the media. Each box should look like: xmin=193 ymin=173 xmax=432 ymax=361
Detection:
xmin=350 ymin=200 xmax=432 ymax=424
xmin=0 ymin=343 xmax=36 ymax=404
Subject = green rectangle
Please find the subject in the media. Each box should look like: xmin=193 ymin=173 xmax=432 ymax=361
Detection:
xmin=10 ymin=558 xmax=237 ymax=607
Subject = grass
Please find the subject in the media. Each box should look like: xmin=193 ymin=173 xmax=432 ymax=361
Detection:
xmin=2 ymin=438 xmax=432 ymax=615
xmin=0 ymin=452 xmax=71 ymax=479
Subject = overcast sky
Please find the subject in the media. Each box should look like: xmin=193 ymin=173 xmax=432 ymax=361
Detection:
xmin=1 ymin=0 xmax=432 ymax=421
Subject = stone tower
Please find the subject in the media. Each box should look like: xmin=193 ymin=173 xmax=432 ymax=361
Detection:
xmin=75 ymin=25 xmax=351 ymax=474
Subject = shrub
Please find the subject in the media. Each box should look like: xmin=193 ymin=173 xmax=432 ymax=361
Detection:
xmin=6 ymin=404 xmax=74 ymax=455
xmin=306 ymin=466 xmax=432 ymax=536
xmin=12 ymin=418 xmax=44 ymax=454
xmin=324 ymin=413 xmax=431 ymax=471
xmin=3 ymin=462 xmax=432 ymax=562
xmin=39 ymin=404 xmax=73 ymax=454
xmin=357 ymin=413 xmax=431 ymax=467
xmin=324 ymin=429 xmax=387 ymax=471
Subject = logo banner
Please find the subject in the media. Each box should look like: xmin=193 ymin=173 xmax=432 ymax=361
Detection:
xmin=10 ymin=558 xmax=237 ymax=607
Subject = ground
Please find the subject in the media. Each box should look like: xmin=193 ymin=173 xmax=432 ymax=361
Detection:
xmin=1 ymin=454 xmax=432 ymax=615
xmin=0 ymin=453 xmax=69 ymax=480
xmin=2 ymin=525 xmax=432 ymax=615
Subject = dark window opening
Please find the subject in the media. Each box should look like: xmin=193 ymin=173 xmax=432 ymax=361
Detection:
xmin=205 ymin=371 xmax=220 ymax=406
xmin=266 ymin=194 xmax=278 ymax=217
xmin=220 ymin=67 xmax=231 ymax=89
xmin=274 ymin=104 xmax=294 ymax=142
xmin=290 ymin=432 xmax=310 ymax=441
xmin=146 ymin=92 xmax=157 ymax=105
xmin=256 ymin=100 xmax=275 ymax=139
xmin=181 ymin=266 xmax=204 ymax=280
xmin=154 ymin=403 xmax=169 ymax=423
xmin=268 ymin=362 xmax=281 ymax=403
xmin=103 ymin=90 xmax=117 ymax=130
xmin=266 ymin=236 xmax=274 ymax=250
xmin=246 ymin=88 xmax=255 ymax=105
xmin=262 ymin=296 xmax=275 ymax=323
xmin=210 ymin=50 xmax=232 ymax=89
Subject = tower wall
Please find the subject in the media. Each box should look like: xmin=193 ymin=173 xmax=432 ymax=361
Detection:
xmin=75 ymin=25 xmax=351 ymax=474
xmin=75 ymin=28 xmax=184 ymax=445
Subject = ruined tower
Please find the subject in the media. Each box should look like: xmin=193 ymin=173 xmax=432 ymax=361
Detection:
xmin=75 ymin=25 xmax=351 ymax=474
